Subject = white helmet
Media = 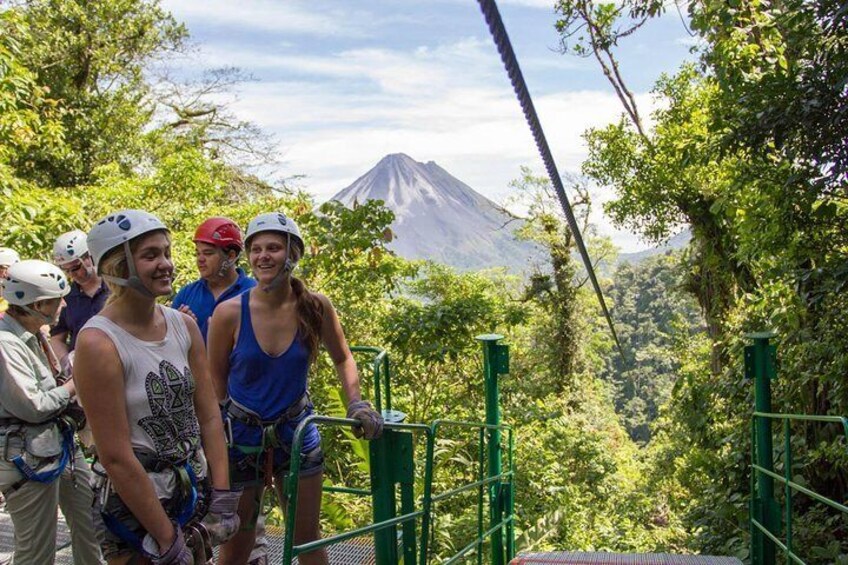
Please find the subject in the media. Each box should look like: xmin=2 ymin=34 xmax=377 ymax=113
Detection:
xmin=0 ymin=247 xmax=20 ymax=268
xmin=87 ymin=210 xmax=168 ymax=297
xmin=53 ymin=230 xmax=89 ymax=266
xmin=2 ymin=260 xmax=70 ymax=306
xmin=245 ymin=212 xmax=305 ymax=288
xmin=246 ymin=212 xmax=304 ymax=252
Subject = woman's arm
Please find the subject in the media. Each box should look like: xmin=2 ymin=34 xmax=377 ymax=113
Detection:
xmin=315 ymin=293 xmax=383 ymax=439
xmin=181 ymin=312 xmax=229 ymax=490
xmin=206 ymin=299 xmax=238 ymax=403
xmin=0 ymin=339 xmax=72 ymax=423
xmin=315 ymin=293 xmax=361 ymax=404
xmin=73 ymin=328 xmax=176 ymax=550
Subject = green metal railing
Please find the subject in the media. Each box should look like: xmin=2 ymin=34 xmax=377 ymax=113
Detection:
xmin=746 ymin=333 xmax=848 ymax=565
xmin=350 ymin=346 xmax=393 ymax=413
xmin=283 ymin=415 xmax=433 ymax=565
xmin=421 ymin=420 xmax=514 ymax=565
xmin=276 ymin=336 xmax=515 ymax=565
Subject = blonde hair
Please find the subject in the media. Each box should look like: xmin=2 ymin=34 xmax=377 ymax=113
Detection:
xmin=100 ymin=230 xmax=170 ymax=304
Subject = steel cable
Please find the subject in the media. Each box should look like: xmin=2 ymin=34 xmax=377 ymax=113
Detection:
xmin=477 ymin=0 xmax=624 ymax=356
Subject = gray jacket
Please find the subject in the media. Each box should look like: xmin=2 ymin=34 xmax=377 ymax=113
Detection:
xmin=0 ymin=315 xmax=69 ymax=423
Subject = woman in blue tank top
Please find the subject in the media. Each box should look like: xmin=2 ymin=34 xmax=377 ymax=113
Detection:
xmin=207 ymin=212 xmax=384 ymax=565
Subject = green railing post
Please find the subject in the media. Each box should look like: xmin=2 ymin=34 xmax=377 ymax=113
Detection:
xmin=745 ymin=332 xmax=779 ymax=565
xmin=370 ymin=432 xmax=397 ymax=565
xmin=476 ymin=334 xmax=510 ymax=565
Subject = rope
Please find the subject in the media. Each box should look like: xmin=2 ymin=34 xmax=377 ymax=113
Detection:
xmin=476 ymin=0 xmax=624 ymax=356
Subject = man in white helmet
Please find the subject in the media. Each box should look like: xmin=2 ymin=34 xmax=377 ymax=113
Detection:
xmin=49 ymin=230 xmax=109 ymax=364
xmin=0 ymin=260 xmax=102 ymax=564
xmin=0 ymin=247 xmax=20 ymax=316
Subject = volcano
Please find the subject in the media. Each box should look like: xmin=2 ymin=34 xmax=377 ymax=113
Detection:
xmin=331 ymin=153 xmax=537 ymax=271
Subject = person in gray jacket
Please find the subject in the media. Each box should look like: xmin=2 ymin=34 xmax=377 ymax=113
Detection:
xmin=0 ymin=259 xmax=102 ymax=564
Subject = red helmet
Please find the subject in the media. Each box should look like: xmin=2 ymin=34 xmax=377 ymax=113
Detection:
xmin=194 ymin=217 xmax=244 ymax=252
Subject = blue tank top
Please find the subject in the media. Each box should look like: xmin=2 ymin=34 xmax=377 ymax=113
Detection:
xmin=227 ymin=291 xmax=319 ymax=451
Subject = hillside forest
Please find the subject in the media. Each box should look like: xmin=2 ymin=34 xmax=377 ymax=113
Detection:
xmin=1 ymin=0 xmax=847 ymax=562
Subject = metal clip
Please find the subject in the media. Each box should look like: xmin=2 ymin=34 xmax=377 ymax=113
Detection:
xmin=185 ymin=523 xmax=213 ymax=564
xmin=99 ymin=476 xmax=112 ymax=508
xmin=2 ymin=427 xmax=25 ymax=461
xmin=225 ymin=416 xmax=234 ymax=447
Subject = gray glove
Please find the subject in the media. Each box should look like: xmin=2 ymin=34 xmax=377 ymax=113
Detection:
xmin=347 ymin=400 xmax=384 ymax=440
xmin=202 ymin=488 xmax=242 ymax=545
xmin=142 ymin=524 xmax=194 ymax=565
xmin=62 ymin=400 xmax=87 ymax=430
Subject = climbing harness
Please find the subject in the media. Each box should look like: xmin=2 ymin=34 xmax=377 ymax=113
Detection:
xmin=477 ymin=0 xmax=624 ymax=356
xmin=1 ymin=415 xmax=78 ymax=496
xmin=97 ymin=449 xmax=201 ymax=554
xmin=224 ymin=393 xmax=316 ymax=484
xmin=223 ymin=393 xmax=321 ymax=529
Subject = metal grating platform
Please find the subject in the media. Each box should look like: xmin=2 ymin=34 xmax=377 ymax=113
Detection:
xmin=511 ymin=553 xmax=742 ymax=565
xmin=0 ymin=506 xmax=376 ymax=564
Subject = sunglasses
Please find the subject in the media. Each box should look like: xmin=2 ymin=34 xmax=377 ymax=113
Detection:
xmin=61 ymin=261 xmax=85 ymax=275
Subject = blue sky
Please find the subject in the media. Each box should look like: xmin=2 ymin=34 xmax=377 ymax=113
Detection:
xmin=161 ymin=0 xmax=696 ymax=252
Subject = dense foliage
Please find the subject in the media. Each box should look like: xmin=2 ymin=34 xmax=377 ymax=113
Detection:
xmin=0 ymin=0 xmax=688 ymax=559
xmin=556 ymin=0 xmax=848 ymax=559
xmin=3 ymin=0 xmax=846 ymax=563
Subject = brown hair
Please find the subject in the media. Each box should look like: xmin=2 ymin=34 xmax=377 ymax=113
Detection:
xmin=291 ymin=276 xmax=324 ymax=364
xmin=283 ymin=241 xmax=321 ymax=363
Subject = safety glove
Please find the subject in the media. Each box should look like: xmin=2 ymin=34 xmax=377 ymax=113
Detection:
xmin=347 ymin=400 xmax=384 ymax=440
xmin=142 ymin=523 xmax=194 ymax=565
xmin=62 ymin=400 xmax=87 ymax=431
xmin=202 ymin=487 xmax=242 ymax=545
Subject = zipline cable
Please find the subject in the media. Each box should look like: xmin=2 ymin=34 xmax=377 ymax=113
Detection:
xmin=477 ymin=0 xmax=624 ymax=356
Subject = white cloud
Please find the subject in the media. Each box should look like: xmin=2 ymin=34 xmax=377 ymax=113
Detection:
xmin=499 ymin=0 xmax=560 ymax=7
xmin=162 ymin=0 xmax=369 ymax=37
xmin=161 ymin=10 xmax=656 ymax=251
xmin=674 ymin=36 xmax=703 ymax=47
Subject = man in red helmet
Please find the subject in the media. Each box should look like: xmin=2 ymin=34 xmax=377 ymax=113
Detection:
xmin=172 ymin=217 xmax=256 ymax=339
xmin=173 ymin=217 xmax=269 ymax=564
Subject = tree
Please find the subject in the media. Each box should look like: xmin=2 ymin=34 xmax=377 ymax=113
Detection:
xmin=604 ymin=252 xmax=703 ymax=442
xmin=0 ymin=10 xmax=65 ymax=192
xmin=556 ymin=0 xmax=848 ymax=556
xmin=554 ymin=0 xmax=665 ymax=137
xmin=3 ymin=0 xmax=278 ymax=190
xmin=509 ymin=168 xmax=602 ymax=393
xmin=689 ymin=0 xmax=848 ymax=194
xmin=4 ymin=0 xmax=187 ymax=186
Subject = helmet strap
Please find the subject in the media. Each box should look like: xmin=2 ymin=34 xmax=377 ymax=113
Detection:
xmin=261 ymin=234 xmax=297 ymax=292
xmin=102 ymin=241 xmax=156 ymax=298
xmin=217 ymin=249 xmax=239 ymax=279
xmin=21 ymin=304 xmax=56 ymax=326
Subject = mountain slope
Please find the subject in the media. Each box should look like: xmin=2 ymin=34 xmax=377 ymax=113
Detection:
xmin=331 ymin=154 xmax=538 ymax=271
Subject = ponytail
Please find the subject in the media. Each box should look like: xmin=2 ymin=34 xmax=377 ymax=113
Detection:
xmin=291 ymin=276 xmax=323 ymax=364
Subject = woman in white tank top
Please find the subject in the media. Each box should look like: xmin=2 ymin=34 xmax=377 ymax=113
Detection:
xmin=74 ymin=210 xmax=241 ymax=565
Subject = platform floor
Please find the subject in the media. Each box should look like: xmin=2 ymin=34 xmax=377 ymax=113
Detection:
xmin=1 ymin=506 xmax=744 ymax=565
xmin=0 ymin=506 xmax=377 ymax=564
xmin=511 ymin=553 xmax=742 ymax=565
